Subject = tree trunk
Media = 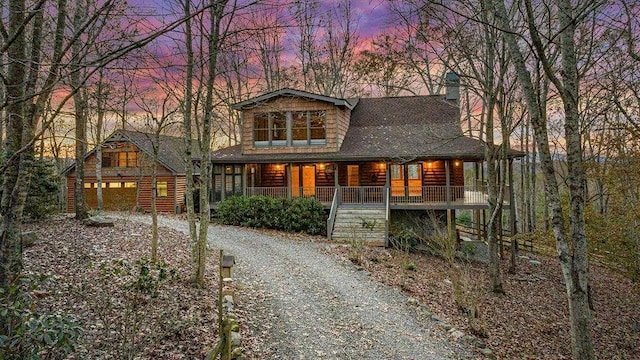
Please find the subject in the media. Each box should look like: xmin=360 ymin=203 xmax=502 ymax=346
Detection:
xmin=1 ymin=0 xmax=28 ymax=290
xmin=492 ymin=0 xmax=593 ymax=357
xmin=72 ymin=0 xmax=89 ymax=220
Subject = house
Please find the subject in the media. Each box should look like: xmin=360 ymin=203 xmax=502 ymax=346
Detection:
xmin=210 ymin=78 xmax=522 ymax=246
xmin=64 ymin=129 xmax=193 ymax=214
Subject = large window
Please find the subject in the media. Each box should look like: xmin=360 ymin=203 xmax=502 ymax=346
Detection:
xmin=103 ymin=151 xmax=138 ymax=167
xmin=253 ymin=110 xmax=326 ymax=147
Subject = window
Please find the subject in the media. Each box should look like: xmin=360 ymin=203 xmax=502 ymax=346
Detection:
xmin=391 ymin=165 xmax=403 ymax=180
xmin=108 ymin=182 xmax=122 ymax=188
xmin=106 ymin=151 xmax=138 ymax=167
xmin=253 ymin=110 xmax=326 ymax=147
xmin=408 ymin=164 xmax=420 ymax=180
xmin=271 ymin=112 xmax=287 ymax=145
xmin=156 ymin=182 xmax=168 ymax=197
xmin=309 ymin=111 xmax=326 ymax=145
xmin=124 ymin=182 xmax=137 ymax=188
xmin=84 ymin=183 xmax=92 ymax=189
xmin=253 ymin=113 xmax=269 ymax=145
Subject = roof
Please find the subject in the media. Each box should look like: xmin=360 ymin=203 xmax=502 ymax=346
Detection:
xmin=214 ymin=94 xmax=518 ymax=163
xmin=232 ymin=88 xmax=357 ymax=110
xmin=63 ymin=129 xmax=198 ymax=175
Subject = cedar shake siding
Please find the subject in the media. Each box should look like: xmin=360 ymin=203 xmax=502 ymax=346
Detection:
xmin=240 ymin=96 xmax=351 ymax=155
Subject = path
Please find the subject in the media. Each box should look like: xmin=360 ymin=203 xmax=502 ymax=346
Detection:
xmin=126 ymin=214 xmax=473 ymax=359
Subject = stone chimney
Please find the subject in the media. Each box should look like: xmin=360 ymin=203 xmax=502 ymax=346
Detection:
xmin=445 ymin=72 xmax=460 ymax=103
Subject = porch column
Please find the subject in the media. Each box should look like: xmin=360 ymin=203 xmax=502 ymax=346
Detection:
xmin=286 ymin=163 xmax=292 ymax=199
xmin=445 ymin=160 xmax=451 ymax=205
xmin=243 ymin=164 xmax=248 ymax=196
xmin=220 ymin=165 xmax=226 ymax=202
xmin=445 ymin=160 xmax=455 ymax=241
xmin=333 ymin=163 xmax=339 ymax=187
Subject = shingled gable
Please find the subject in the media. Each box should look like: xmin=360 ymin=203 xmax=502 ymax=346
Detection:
xmin=213 ymin=93 xmax=491 ymax=163
xmin=231 ymin=88 xmax=357 ymax=110
xmin=63 ymin=129 xmax=195 ymax=175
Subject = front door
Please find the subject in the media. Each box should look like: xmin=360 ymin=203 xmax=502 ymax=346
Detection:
xmin=391 ymin=164 xmax=423 ymax=198
xmin=291 ymin=165 xmax=316 ymax=197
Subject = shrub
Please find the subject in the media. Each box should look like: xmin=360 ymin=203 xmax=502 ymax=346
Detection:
xmin=217 ymin=196 xmax=325 ymax=235
xmin=0 ymin=276 xmax=82 ymax=360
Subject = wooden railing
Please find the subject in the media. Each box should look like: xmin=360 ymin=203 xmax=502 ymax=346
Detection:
xmin=340 ymin=186 xmax=384 ymax=204
xmin=326 ymin=188 xmax=340 ymax=240
xmin=242 ymin=185 xmax=494 ymax=206
xmin=388 ymin=185 xmax=490 ymax=205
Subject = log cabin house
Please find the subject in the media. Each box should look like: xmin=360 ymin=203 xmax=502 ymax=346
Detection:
xmin=211 ymin=76 xmax=523 ymax=246
xmin=64 ymin=129 xmax=192 ymax=214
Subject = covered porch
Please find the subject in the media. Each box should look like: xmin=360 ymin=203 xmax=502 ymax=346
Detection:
xmin=212 ymin=159 xmax=503 ymax=210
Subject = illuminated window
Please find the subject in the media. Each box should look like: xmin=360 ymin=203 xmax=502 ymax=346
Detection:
xmin=108 ymin=182 xmax=122 ymax=188
xmin=84 ymin=183 xmax=92 ymax=189
xmin=112 ymin=152 xmax=138 ymax=167
xmin=124 ymin=182 xmax=137 ymax=188
xmin=391 ymin=165 xmax=403 ymax=180
xmin=156 ymin=182 xmax=168 ymax=197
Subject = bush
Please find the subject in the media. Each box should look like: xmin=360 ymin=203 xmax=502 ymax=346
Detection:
xmin=0 ymin=276 xmax=82 ymax=360
xmin=217 ymin=196 xmax=325 ymax=235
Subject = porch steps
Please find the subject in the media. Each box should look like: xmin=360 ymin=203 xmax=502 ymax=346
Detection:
xmin=331 ymin=207 xmax=386 ymax=246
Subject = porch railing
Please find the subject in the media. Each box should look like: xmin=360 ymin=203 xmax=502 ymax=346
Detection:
xmin=340 ymin=186 xmax=385 ymax=204
xmin=242 ymin=185 xmax=494 ymax=206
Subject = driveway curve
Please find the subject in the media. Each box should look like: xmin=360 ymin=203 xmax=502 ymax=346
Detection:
xmin=127 ymin=214 xmax=473 ymax=359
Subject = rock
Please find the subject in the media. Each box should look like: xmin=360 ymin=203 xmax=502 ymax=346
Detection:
xmin=448 ymin=329 xmax=465 ymax=340
xmin=431 ymin=314 xmax=442 ymax=322
xmin=439 ymin=322 xmax=453 ymax=330
xmin=83 ymin=215 xmax=114 ymax=227
xmin=21 ymin=231 xmax=38 ymax=247
xmin=406 ymin=297 xmax=419 ymax=306
xmin=479 ymin=347 xmax=495 ymax=358
xmin=529 ymin=259 xmax=541 ymax=266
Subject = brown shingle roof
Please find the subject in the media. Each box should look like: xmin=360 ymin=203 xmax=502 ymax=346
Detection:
xmin=212 ymin=94 xmax=520 ymax=163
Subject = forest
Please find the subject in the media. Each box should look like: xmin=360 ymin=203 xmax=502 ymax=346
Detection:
xmin=1 ymin=1 xmax=639 ymax=359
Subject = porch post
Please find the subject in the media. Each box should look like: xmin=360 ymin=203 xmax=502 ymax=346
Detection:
xmin=445 ymin=160 xmax=451 ymax=205
xmin=243 ymin=164 xmax=248 ymax=196
xmin=286 ymin=163 xmax=292 ymax=199
xmin=334 ymin=163 xmax=339 ymax=187
xmin=220 ymin=165 xmax=226 ymax=202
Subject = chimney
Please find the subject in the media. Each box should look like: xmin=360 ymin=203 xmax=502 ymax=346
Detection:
xmin=445 ymin=72 xmax=460 ymax=103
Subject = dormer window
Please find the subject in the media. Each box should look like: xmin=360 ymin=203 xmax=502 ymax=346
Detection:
xmin=254 ymin=110 xmax=326 ymax=147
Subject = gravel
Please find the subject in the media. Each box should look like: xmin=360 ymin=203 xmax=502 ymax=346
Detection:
xmin=125 ymin=214 xmax=474 ymax=359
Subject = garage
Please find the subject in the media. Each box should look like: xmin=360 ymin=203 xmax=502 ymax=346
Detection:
xmin=84 ymin=181 xmax=137 ymax=211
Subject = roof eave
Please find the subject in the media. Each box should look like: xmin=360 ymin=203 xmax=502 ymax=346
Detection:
xmin=232 ymin=88 xmax=356 ymax=111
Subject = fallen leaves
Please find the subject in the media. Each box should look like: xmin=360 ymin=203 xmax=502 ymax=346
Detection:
xmin=22 ymin=215 xmax=220 ymax=359
xmin=325 ymin=244 xmax=640 ymax=359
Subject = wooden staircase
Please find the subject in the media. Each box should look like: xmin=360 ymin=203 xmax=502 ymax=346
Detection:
xmin=330 ymin=206 xmax=387 ymax=246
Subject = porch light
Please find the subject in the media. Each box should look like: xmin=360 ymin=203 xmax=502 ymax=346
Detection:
xmin=426 ymin=161 xmax=433 ymax=169
xmin=318 ymin=163 xmax=326 ymax=170
xmin=378 ymin=162 xmax=386 ymax=170
xmin=454 ymin=160 xmax=461 ymax=167
xmin=274 ymin=164 xmax=284 ymax=170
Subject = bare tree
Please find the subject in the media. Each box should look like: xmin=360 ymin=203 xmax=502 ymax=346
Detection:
xmin=490 ymin=1 xmax=607 ymax=357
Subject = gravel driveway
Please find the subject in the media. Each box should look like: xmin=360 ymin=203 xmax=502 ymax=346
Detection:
xmin=126 ymin=214 xmax=474 ymax=359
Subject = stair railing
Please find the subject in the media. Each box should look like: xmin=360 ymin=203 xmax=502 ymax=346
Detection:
xmin=326 ymin=187 xmax=340 ymax=240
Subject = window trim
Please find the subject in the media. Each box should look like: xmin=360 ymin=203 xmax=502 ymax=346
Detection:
xmin=156 ymin=181 xmax=168 ymax=197
xmin=253 ymin=110 xmax=326 ymax=147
